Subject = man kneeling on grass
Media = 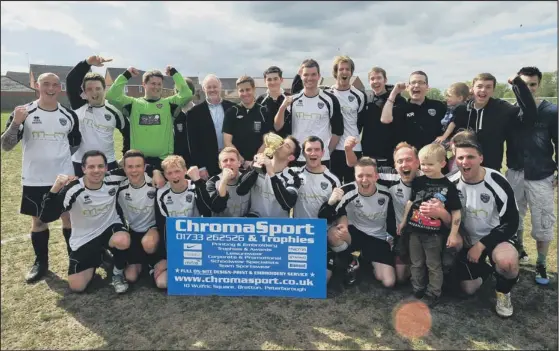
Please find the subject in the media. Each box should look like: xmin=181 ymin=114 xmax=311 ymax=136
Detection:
xmin=40 ymin=150 xmax=131 ymax=294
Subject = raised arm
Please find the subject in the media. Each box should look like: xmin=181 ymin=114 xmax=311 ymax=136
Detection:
xmin=274 ymin=95 xmax=292 ymax=132
xmin=162 ymin=66 xmax=192 ymax=107
xmin=40 ymin=175 xmax=77 ymax=223
xmin=66 ymin=59 xmax=91 ymax=110
xmin=381 ymin=83 xmax=406 ymax=124
xmin=1 ymin=107 xmax=26 ymax=151
xmin=105 ymin=67 xmax=139 ymax=107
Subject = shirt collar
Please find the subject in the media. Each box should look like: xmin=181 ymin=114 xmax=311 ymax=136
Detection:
xmin=206 ymin=98 xmax=223 ymax=107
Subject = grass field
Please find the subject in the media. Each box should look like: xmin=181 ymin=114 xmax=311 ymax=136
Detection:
xmin=1 ymin=111 xmax=557 ymax=350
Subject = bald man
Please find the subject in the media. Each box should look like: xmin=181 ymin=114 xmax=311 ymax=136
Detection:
xmin=181 ymin=74 xmax=235 ymax=179
xmin=1 ymin=72 xmax=82 ymax=283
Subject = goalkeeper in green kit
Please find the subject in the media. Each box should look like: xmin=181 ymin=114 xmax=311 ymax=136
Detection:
xmin=106 ymin=65 xmax=192 ymax=169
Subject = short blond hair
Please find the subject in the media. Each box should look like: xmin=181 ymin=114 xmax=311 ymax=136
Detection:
xmin=356 ymin=156 xmax=377 ymax=171
xmin=161 ymin=155 xmax=186 ymax=172
xmin=332 ymin=55 xmax=355 ymax=79
xmin=219 ymin=147 xmax=241 ymax=162
xmin=37 ymin=73 xmax=60 ymax=84
xmin=418 ymin=144 xmax=446 ymax=162
xmin=393 ymin=142 xmax=418 ymax=160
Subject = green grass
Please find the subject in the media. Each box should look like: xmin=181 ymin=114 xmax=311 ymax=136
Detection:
xmin=1 ymin=112 xmax=557 ymax=350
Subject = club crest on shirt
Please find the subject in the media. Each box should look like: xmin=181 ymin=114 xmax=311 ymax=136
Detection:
xmin=406 ymin=112 xmax=414 ymax=118
xmin=428 ymin=108 xmax=436 ymax=116
xmin=348 ymin=96 xmax=355 ymax=102
xmin=355 ymin=199 xmax=363 ymax=208
xmin=186 ymin=194 xmax=193 ymax=203
xmin=236 ymin=115 xmax=244 ymax=119
xmin=320 ymin=182 xmax=328 ymax=190
xmin=317 ymin=102 xmax=325 ymax=109
xmin=59 ymin=118 xmax=68 ymax=126
xmin=378 ymin=198 xmax=386 ymax=206
xmin=480 ymin=193 xmax=490 ymax=203
xmin=104 ymin=114 xmax=112 ymax=121
xmin=147 ymin=190 xmax=156 ymax=199
xmin=83 ymin=195 xmax=92 ymax=204
xmin=156 ymin=103 xmax=163 ymax=109
xmin=177 ymin=124 xmax=183 ymax=132
xmin=109 ymin=188 xmax=116 ymax=196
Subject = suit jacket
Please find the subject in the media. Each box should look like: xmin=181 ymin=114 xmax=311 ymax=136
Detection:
xmin=174 ymin=99 xmax=235 ymax=177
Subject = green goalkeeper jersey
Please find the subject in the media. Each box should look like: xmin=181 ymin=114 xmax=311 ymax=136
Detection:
xmin=106 ymin=69 xmax=192 ymax=159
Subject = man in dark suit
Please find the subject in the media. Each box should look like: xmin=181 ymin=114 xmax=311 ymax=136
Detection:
xmin=174 ymin=74 xmax=234 ymax=180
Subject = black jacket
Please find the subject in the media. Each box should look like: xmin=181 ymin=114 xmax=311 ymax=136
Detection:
xmin=359 ymin=85 xmax=406 ymax=163
xmin=453 ymin=97 xmax=520 ymax=171
xmin=174 ymin=100 xmax=235 ymax=177
xmin=507 ymin=77 xmax=558 ymax=180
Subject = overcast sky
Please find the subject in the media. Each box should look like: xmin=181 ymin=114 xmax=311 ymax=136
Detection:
xmin=1 ymin=1 xmax=557 ymax=90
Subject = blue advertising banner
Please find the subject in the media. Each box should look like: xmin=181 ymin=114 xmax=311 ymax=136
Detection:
xmin=167 ymin=217 xmax=327 ymax=299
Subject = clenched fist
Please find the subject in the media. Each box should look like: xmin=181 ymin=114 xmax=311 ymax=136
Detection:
xmin=187 ymin=166 xmax=201 ymax=182
xmin=393 ymin=82 xmax=407 ymax=94
xmin=51 ymin=174 xmax=75 ymax=193
xmin=222 ymin=168 xmax=235 ymax=181
xmin=328 ymin=187 xmax=344 ymax=205
xmin=281 ymin=96 xmax=293 ymax=108
xmin=127 ymin=67 xmax=140 ymax=77
xmin=12 ymin=106 xmax=29 ymax=125
xmin=344 ymin=136 xmax=359 ymax=150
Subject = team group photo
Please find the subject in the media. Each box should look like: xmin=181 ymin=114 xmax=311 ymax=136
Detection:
xmin=1 ymin=1 xmax=557 ymax=350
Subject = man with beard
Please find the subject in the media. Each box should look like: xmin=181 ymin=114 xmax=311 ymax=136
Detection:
xmin=40 ymin=150 xmax=131 ymax=294
xmin=236 ymin=133 xmax=302 ymax=218
xmin=1 ymin=73 xmax=81 ymax=283
xmin=106 ymin=65 xmax=192 ymax=170
xmin=358 ymin=67 xmax=406 ymax=168
xmin=151 ymin=156 xmax=212 ymax=290
xmin=449 ymin=132 xmax=520 ymax=318
xmin=205 ymin=147 xmax=251 ymax=217
xmin=325 ymin=56 xmax=367 ymax=183
xmin=66 ymin=55 xmax=130 ymax=176
xmin=380 ymin=71 xmax=447 ymax=152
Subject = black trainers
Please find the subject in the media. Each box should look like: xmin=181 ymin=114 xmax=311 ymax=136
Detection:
xmin=25 ymin=261 xmax=48 ymax=283
xmin=344 ymin=255 xmax=360 ymax=286
xmin=518 ymin=250 xmax=529 ymax=264
xmin=421 ymin=294 xmax=440 ymax=308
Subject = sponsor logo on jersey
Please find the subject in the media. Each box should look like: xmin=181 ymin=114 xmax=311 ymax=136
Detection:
xmin=296 ymin=100 xmax=304 ymax=106
xmin=348 ymin=95 xmax=355 ymax=102
xmin=83 ymin=195 xmax=92 ymax=204
xmin=236 ymin=115 xmax=244 ymax=119
xmin=147 ymin=190 xmax=156 ymax=199
xmin=139 ymin=114 xmax=161 ymax=125
xmin=355 ymin=199 xmax=363 ymax=208
xmin=378 ymin=198 xmax=386 ymax=206
xmin=186 ymin=193 xmax=193 ymax=203
xmin=166 ymin=196 xmax=173 ymax=204
xmin=480 ymin=193 xmax=490 ymax=203
xmin=59 ymin=118 xmax=68 ymax=126
xmin=320 ymin=182 xmax=328 ymax=190
xmin=109 ymin=188 xmax=116 ymax=196
xmin=253 ymin=121 xmax=261 ymax=132
xmin=104 ymin=114 xmax=112 ymax=121
xmin=317 ymin=102 xmax=324 ymax=109
xmin=125 ymin=193 xmax=132 ymax=201
xmin=406 ymin=112 xmax=415 ymax=118
xmin=176 ymin=124 xmax=183 ymax=132
xmin=428 ymin=108 xmax=436 ymax=116
xmin=32 ymin=116 xmax=41 ymax=124
xmin=156 ymin=103 xmax=163 ymax=109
